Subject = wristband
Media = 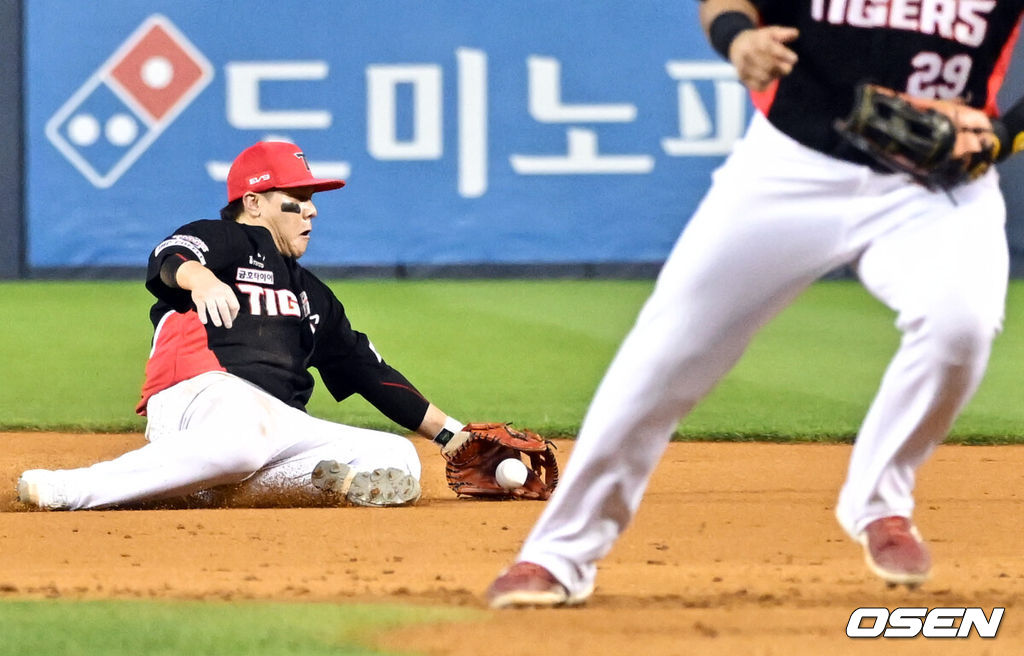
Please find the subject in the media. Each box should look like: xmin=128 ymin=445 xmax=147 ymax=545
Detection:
xmin=709 ymin=11 xmax=756 ymax=60
xmin=433 ymin=416 xmax=465 ymax=446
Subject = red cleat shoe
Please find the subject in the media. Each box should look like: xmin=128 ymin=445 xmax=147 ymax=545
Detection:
xmin=486 ymin=561 xmax=586 ymax=609
xmin=858 ymin=516 xmax=932 ymax=588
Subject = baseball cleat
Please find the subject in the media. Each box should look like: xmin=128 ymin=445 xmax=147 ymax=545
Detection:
xmin=486 ymin=561 xmax=589 ymax=609
xmin=16 ymin=469 xmax=71 ymax=510
xmin=311 ymin=460 xmax=420 ymax=507
xmin=858 ymin=516 xmax=931 ymax=588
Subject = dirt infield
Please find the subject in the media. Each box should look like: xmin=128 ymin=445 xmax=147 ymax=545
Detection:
xmin=1 ymin=433 xmax=1022 ymax=655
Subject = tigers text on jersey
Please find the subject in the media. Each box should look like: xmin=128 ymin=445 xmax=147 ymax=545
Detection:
xmin=138 ymin=219 xmax=428 ymax=430
xmin=749 ymin=0 xmax=1024 ymax=162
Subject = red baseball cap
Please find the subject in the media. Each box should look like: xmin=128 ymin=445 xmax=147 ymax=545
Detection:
xmin=226 ymin=141 xmax=346 ymax=202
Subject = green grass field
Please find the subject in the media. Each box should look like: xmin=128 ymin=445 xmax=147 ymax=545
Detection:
xmin=0 ymin=600 xmax=474 ymax=656
xmin=2 ymin=278 xmax=1024 ymax=441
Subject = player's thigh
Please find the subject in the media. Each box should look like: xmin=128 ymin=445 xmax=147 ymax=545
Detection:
xmin=858 ymin=178 xmax=1008 ymax=339
xmin=648 ymin=168 xmax=850 ymax=345
xmin=182 ymin=374 xmax=285 ymax=445
xmin=659 ymin=113 xmax=880 ymax=310
xmin=149 ymin=372 xmax=275 ymax=443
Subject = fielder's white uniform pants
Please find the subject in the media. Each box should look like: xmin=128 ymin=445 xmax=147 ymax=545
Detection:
xmin=519 ymin=112 xmax=1008 ymax=598
xmin=51 ymin=371 xmax=421 ymax=509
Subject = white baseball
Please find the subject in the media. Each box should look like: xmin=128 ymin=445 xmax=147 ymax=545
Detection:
xmin=495 ymin=458 xmax=529 ymax=489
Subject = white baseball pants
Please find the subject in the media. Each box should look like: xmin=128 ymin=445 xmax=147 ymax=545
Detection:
xmin=50 ymin=371 xmax=421 ymax=509
xmin=519 ymin=112 xmax=1009 ymax=598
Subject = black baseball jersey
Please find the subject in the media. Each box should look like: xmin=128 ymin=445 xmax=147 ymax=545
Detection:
xmin=748 ymin=0 xmax=1024 ymax=162
xmin=138 ymin=219 xmax=428 ymax=429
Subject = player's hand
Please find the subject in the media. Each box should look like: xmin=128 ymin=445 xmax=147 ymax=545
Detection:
xmin=907 ymin=98 xmax=995 ymax=160
xmin=886 ymin=88 xmax=998 ymax=184
xmin=729 ymin=26 xmax=799 ymax=91
xmin=190 ymin=279 xmax=240 ymax=329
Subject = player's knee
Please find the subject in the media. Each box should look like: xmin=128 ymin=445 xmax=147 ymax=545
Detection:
xmin=921 ymin=308 xmax=1000 ymax=366
xmin=367 ymin=432 xmax=421 ymax=478
xmin=388 ymin=435 xmax=421 ymax=478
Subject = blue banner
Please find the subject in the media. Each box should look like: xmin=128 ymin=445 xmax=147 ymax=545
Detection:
xmin=25 ymin=1 xmax=750 ymax=268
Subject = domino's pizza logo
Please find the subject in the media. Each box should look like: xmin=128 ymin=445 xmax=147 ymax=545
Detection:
xmin=45 ymin=15 xmax=213 ymax=188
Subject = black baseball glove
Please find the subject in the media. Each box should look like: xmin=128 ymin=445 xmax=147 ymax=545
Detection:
xmin=835 ymin=83 xmax=1002 ymax=191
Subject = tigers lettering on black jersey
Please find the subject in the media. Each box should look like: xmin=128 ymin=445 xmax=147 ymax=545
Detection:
xmin=749 ymin=0 xmax=1024 ymax=162
xmin=138 ymin=219 xmax=428 ymax=430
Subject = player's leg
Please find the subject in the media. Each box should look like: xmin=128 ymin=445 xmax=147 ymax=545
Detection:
xmin=836 ymin=172 xmax=1008 ymax=584
xmin=18 ymin=372 xmax=281 ymax=509
xmin=194 ymin=411 xmax=422 ymax=508
xmin=492 ymin=114 xmax=865 ymax=606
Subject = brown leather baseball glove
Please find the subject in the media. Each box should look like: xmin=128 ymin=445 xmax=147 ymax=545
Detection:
xmin=834 ymin=83 xmax=1001 ymax=191
xmin=442 ymin=422 xmax=558 ymax=500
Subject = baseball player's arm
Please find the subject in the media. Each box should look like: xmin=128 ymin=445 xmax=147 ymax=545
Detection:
xmin=314 ymin=330 xmax=468 ymax=446
xmin=321 ymin=357 xmax=466 ymax=447
xmin=699 ymin=0 xmax=798 ymax=92
xmin=147 ymin=220 xmax=245 ymax=326
xmin=307 ymin=274 xmax=467 ymax=444
xmin=416 ymin=402 xmax=467 ymax=444
xmin=312 ymin=323 xmax=435 ymax=430
xmin=166 ymin=259 xmax=241 ymax=329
